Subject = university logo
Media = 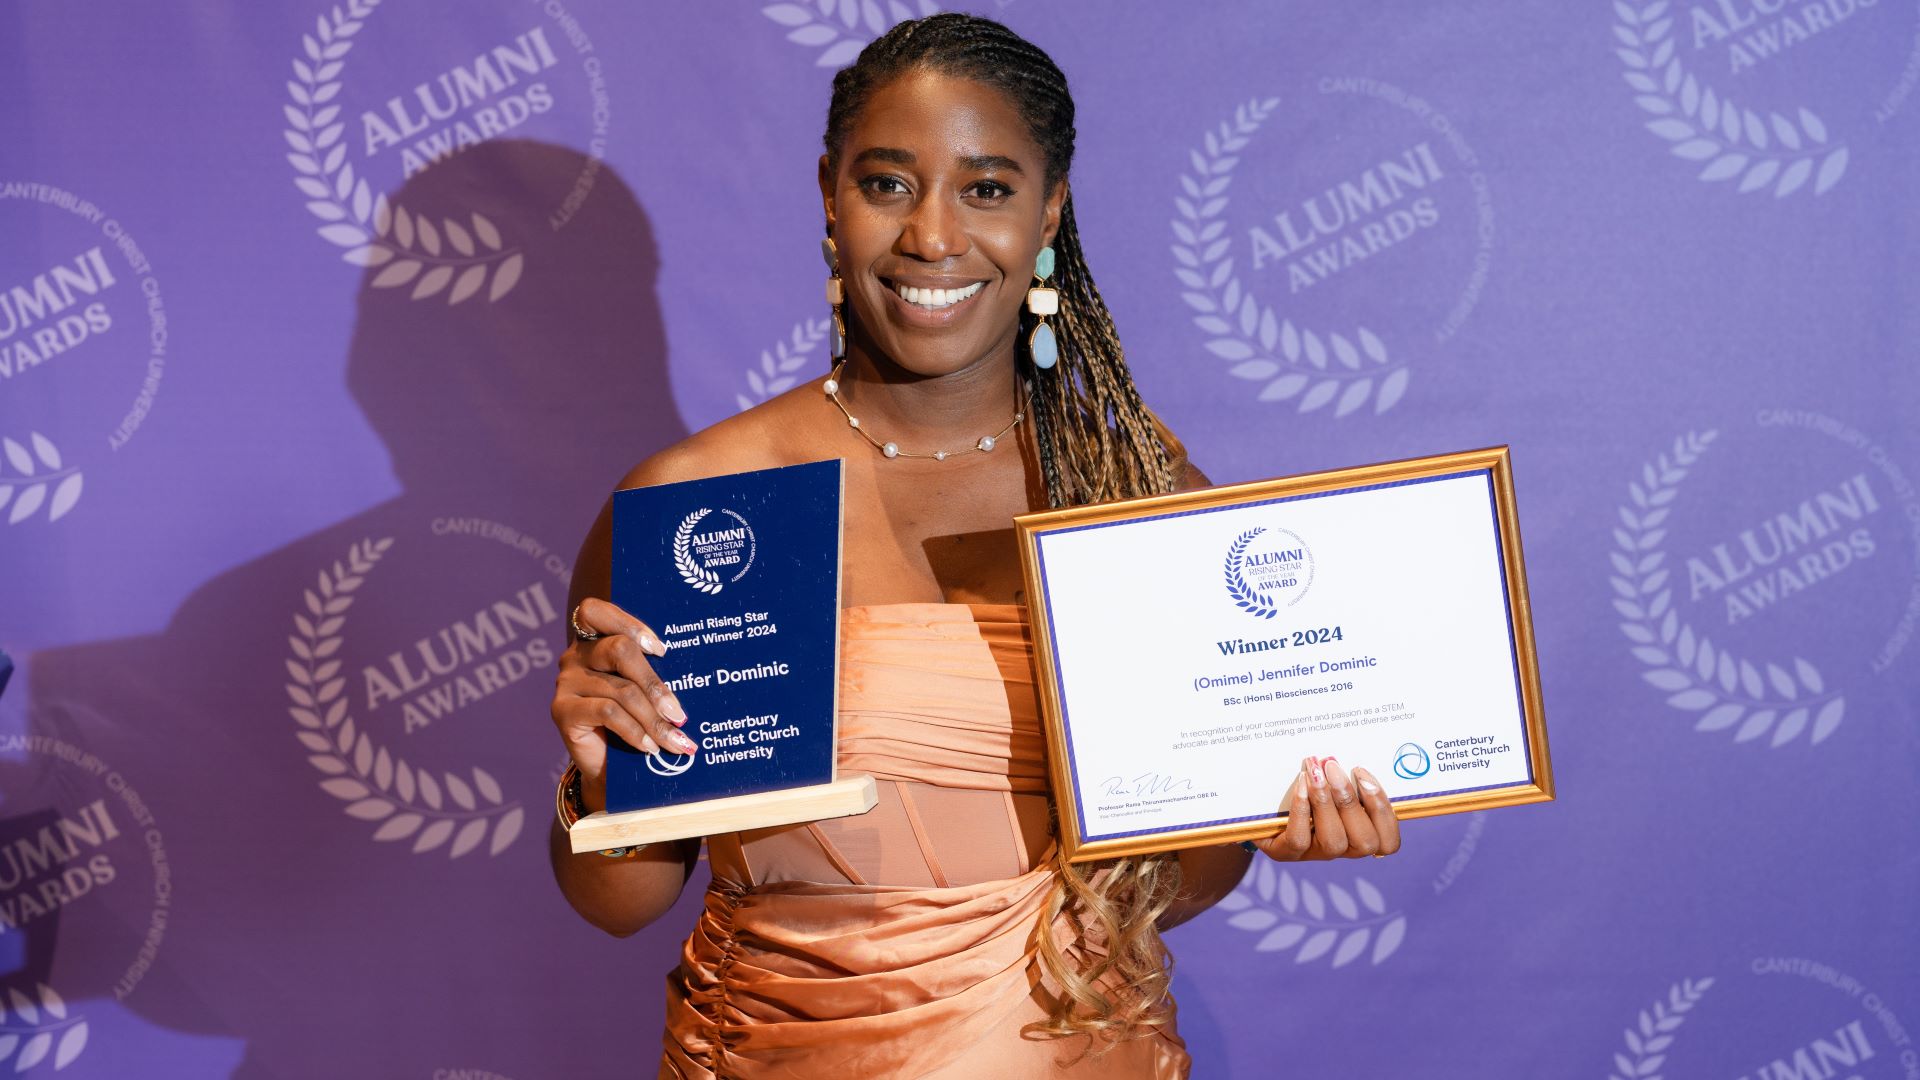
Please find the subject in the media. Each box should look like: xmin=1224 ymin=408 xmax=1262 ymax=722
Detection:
xmin=1611 ymin=0 xmax=1920 ymax=197
xmin=280 ymin=0 xmax=611 ymax=302
xmin=1602 ymin=960 xmax=1913 ymax=1078
xmin=281 ymin=517 xmax=576 ymax=856
xmin=1392 ymin=741 xmax=1432 ymax=780
xmin=0 ymin=184 xmax=170 ymax=526
xmin=674 ymin=509 xmax=756 ymax=595
xmin=1610 ymin=414 xmax=1919 ymax=748
xmin=762 ymin=0 xmax=940 ymax=68
xmin=1171 ymin=81 xmax=1495 ymax=418
xmin=0 ymin=732 xmax=175 ymax=1072
xmin=1224 ymin=526 xmax=1313 ymax=618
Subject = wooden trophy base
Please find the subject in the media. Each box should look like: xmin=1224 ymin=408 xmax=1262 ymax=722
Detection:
xmin=567 ymin=773 xmax=878 ymax=853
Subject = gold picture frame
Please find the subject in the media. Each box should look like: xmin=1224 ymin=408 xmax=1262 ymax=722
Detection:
xmin=1015 ymin=446 xmax=1553 ymax=863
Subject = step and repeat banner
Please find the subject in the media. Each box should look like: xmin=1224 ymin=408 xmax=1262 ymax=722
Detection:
xmin=2 ymin=2 xmax=1916 ymax=1077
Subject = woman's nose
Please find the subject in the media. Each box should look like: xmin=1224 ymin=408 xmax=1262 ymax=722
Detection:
xmin=899 ymin=191 xmax=968 ymax=261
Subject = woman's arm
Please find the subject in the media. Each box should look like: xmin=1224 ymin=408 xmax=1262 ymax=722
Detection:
xmin=546 ymin=467 xmax=704 ymax=937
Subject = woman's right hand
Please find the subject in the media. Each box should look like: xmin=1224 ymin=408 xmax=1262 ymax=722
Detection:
xmin=551 ymin=597 xmax=699 ymax=811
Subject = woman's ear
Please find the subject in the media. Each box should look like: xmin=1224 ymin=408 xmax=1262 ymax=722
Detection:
xmin=1041 ymin=176 xmax=1068 ymax=248
xmin=818 ymin=153 xmax=837 ymax=230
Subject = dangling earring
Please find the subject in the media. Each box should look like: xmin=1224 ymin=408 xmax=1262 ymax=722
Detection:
xmin=822 ymin=235 xmax=846 ymax=359
xmin=1026 ymin=246 xmax=1058 ymax=370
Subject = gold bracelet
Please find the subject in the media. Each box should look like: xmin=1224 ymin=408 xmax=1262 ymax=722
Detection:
xmin=555 ymin=763 xmax=639 ymax=858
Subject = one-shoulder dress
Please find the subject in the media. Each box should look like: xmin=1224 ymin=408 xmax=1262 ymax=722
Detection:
xmin=660 ymin=603 xmax=1191 ymax=1078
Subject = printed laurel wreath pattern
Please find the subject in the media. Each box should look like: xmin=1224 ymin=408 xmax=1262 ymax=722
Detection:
xmin=0 ymin=432 xmax=83 ymax=525
xmin=674 ymin=510 xmax=724 ymax=594
xmin=1173 ymin=98 xmax=1407 ymax=417
xmin=1613 ymin=1 xmax=1848 ymax=197
xmin=283 ymin=0 xmax=526 ymax=302
xmin=1224 ymin=528 xmax=1278 ymax=619
xmin=735 ymin=317 xmax=829 ymax=412
xmin=1216 ymin=861 xmax=1407 ymax=967
xmin=762 ymin=0 xmax=940 ymax=67
xmin=1604 ymin=977 xmax=1714 ymax=1080
xmin=0 ymin=983 xmax=89 ymax=1072
xmin=1612 ymin=431 xmax=1845 ymax=747
xmin=285 ymin=537 xmax=528 ymax=857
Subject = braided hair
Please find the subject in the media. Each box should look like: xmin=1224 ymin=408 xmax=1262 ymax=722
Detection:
xmin=825 ymin=13 xmax=1184 ymax=1048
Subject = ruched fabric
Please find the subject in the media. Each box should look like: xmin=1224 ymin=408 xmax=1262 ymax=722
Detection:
xmin=661 ymin=604 xmax=1188 ymax=1078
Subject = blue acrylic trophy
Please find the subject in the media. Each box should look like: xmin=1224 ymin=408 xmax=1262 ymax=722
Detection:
xmin=564 ymin=458 xmax=876 ymax=851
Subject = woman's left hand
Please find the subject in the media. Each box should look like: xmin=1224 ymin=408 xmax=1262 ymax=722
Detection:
xmin=1251 ymin=756 xmax=1401 ymax=862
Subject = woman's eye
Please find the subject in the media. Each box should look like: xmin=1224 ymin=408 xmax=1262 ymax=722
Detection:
xmin=859 ymin=175 xmax=909 ymax=196
xmin=968 ymin=181 xmax=1013 ymax=202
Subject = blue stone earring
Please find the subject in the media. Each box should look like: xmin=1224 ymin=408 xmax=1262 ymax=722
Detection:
xmin=822 ymin=235 xmax=846 ymax=359
xmin=1026 ymin=246 xmax=1058 ymax=370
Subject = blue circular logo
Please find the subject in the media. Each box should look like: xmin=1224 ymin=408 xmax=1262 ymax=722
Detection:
xmin=1392 ymin=742 xmax=1431 ymax=780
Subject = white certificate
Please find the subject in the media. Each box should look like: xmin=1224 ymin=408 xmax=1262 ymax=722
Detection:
xmin=1016 ymin=447 xmax=1552 ymax=862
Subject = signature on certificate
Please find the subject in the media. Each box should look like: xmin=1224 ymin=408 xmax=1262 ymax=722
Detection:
xmin=1101 ymin=772 xmax=1196 ymax=798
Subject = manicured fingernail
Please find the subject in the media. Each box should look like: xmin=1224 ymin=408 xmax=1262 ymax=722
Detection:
xmin=1324 ymin=757 xmax=1350 ymax=794
xmin=1295 ymin=769 xmax=1312 ymax=801
xmin=658 ymin=696 xmax=687 ymax=725
xmin=1306 ymin=757 xmax=1325 ymax=788
xmin=666 ymin=730 xmax=697 ymax=754
xmin=1356 ymin=769 xmax=1381 ymax=794
xmin=639 ymin=631 xmax=666 ymax=657
xmin=638 ymin=736 xmax=660 ymax=755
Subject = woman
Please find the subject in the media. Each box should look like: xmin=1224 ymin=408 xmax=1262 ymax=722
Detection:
xmin=549 ymin=14 xmax=1401 ymax=1077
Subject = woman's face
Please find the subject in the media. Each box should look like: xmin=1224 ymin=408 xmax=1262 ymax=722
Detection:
xmin=820 ymin=69 xmax=1065 ymax=380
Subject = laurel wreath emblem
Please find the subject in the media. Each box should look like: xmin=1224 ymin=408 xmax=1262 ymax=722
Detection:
xmin=1604 ymin=977 xmax=1713 ymax=1080
xmin=1172 ymin=98 xmax=1406 ymax=417
xmin=1612 ymin=431 xmax=1845 ymax=747
xmin=0 ymin=432 xmax=83 ymax=525
xmin=674 ymin=510 xmax=725 ymax=595
xmin=285 ymin=537 xmax=527 ymax=856
xmin=1613 ymin=1 xmax=1848 ymax=197
xmin=1224 ymin=528 xmax=1279 ymax=619
xmin=0 ymin=983 xmax=89 ymax=1072
xmin=735 ymin=316 xmax=830 ymax=412
xmin=761 ymin=0 xmax=940 ymax=67
xmin=1217 ymin=861 xmax=1408 ymax=967
xmin=283 ymin=0 xmax=526 ymax=302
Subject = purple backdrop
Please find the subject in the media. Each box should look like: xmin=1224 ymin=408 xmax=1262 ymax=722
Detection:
xmin=3 ymin=2 xmax=1917 ymax=1077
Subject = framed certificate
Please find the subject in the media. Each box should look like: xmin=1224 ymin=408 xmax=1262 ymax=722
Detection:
xmin=1015 ymin=447 xmax=1552 ymax=863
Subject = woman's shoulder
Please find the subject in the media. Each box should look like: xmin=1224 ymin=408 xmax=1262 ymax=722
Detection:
xmin=616 ymin=374 xmax=828 ymax=491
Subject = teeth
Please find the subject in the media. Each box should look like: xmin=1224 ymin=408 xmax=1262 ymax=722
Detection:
xmin=894 ymin=281 xmax=984 ymax=309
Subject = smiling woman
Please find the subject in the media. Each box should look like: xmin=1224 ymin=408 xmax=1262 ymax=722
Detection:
xmin=545 ymin=13 xmax=1400 ymax=1078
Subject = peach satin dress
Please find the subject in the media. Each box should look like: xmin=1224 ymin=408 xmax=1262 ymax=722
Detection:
xmin=661 ymin=604 xmax=1190 ymax=1078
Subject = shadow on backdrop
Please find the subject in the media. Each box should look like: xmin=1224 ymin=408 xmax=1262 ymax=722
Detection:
xmin=14 ymin=140 xmax=693 ymax=1078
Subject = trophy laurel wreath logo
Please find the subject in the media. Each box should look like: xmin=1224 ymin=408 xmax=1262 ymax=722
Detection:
xmin=0 ymin=432 xmax=83 ymax=526
xmin=674 ymin=509 xmax=756 ymax=595
xmin=281 ymin=0 xmax=532 ymax=303
xmin=284 ymin=537 xmax=528 ymax=856
xmin=1171 ymin=98 xmax=1406 ymax=418
xmin=1612 ymin=431 xmax=1845 ymax=748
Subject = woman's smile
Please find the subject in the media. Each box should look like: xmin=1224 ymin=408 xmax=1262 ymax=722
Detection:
xmin=879 ymin=275 xmax=991 ymax=324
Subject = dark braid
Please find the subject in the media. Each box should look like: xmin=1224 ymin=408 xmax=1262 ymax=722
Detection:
xmin=823 ymin=13 xmax=1183 ymax=1051
xmin=824 ymin=13 xmax=1179 ymax=511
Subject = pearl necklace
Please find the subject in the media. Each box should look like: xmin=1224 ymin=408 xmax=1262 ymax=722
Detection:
xmin=823 ymin=362 xmax=1025 ymax=461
